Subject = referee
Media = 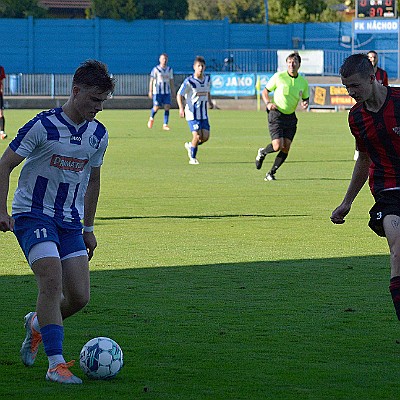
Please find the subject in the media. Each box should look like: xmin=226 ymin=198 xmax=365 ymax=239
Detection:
xmin=255 ymin=52 xmax=309 ymax=181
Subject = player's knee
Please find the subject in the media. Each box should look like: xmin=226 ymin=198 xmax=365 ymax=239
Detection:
xmin=272 ymin=143 xmax=281 ymax=152
xmin=71 ymin=291 xmax=90 ymax=312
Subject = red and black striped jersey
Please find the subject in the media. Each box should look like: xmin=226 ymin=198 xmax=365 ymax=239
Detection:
xmin=349 ymin=86 xmax=400 ymax=197
xmin=375 ymin=67 xmax=388 ymax=86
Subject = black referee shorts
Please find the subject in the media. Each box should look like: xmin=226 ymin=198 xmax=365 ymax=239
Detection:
xmin=369 ymin=190 xmax=400 ymax=237
xmin=267 ymin=109 xmax=297 ymax=141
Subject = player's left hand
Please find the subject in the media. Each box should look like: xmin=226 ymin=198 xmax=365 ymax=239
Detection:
xmin=330 ymin=203 xmax=351 ymax=224
xmin=83 ymin=231 xmax=97 ymax=261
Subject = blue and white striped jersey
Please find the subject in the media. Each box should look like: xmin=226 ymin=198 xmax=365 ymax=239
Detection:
xmin=178 ymin=74 xmax=211 ymax=121
xmin=9 ymin=107 xmax=108 ymax=225
xmin=150 ymin=65 xmax=174 ymax=95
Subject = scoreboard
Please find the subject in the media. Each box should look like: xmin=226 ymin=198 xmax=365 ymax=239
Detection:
xmin=357 ymin=0 xmax=396 ymax=18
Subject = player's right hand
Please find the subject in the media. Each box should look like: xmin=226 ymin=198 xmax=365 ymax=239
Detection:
xmin=0 ymin=212 xmax=14 ymax=232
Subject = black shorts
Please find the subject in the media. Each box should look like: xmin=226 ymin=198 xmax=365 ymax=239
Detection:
xmin=368 ymin=190 xmax=400 ymax=237
xmin=267 ymin=109 xmax=297 ymax=141
xmin=0 ymin=93 xmax=4 ymax=110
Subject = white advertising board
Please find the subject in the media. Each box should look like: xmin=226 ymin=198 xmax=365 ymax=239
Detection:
xmin=277 ymin=50 xmax=324 ymax=75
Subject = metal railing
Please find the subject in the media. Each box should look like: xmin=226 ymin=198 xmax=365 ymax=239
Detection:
xmin=4 ymin=73 xmax=189 ymax=97
xmin=4 ymin=50 xmax=352 ymax=97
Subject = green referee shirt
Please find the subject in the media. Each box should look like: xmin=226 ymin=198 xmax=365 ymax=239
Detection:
xmin=266 ymin=71 xmax=309 ymax=114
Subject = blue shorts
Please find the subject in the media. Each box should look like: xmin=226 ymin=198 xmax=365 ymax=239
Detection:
xmin=153 ymin=94 xmax=171 ymax=107
xmin=13 ymin=213 xmax=86 ymax=260
xmin=187 ymin=119 xmax=210 ymax=133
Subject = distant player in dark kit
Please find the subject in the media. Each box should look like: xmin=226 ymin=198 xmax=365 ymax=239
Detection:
xmin=368 ymin=50 xmax=388 ymax=86
xmin=331 ymin=53 xmax=400 ymax=325
xmin=255 ymin=52 xmax=309 ymax=181
xmin=0 ymin=65 xmax=6 ymax=139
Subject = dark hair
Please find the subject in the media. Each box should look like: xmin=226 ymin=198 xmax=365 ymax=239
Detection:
xmin=368 ymin=50 xmax=378 ymax=56
xmin=194 ymin=55 xmax=206 ymax=65
xmin=286 ymin=52 xmax=301 ymax=65
xmin=73 ymin=59 xmax=115 ymax=93
xmin=339 ymin=53 xmax=374 ymax=79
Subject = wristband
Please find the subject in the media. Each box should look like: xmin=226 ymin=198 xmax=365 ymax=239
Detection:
xmin=83 ymin=225 xmax=94 ymax=233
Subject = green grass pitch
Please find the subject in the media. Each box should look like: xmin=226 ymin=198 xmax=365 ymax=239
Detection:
xmin=0 ymin=108 xmax=397 ymax=399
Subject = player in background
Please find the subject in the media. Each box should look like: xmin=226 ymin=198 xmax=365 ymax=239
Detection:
xmin=0 ymin=65 xmax=6 ymax=139
xmin=331 ymin=53 xmax=400 ymax=325
xmin=0 ymin=60 xmax=115 ymax=384
xmin=368 ymin=50 xmax=388 ymax=86
xmin=354 ymin=51 xmax=389 ymax=160
xmin=254 ymin=52 xmax=309 ymax=181
xmin=147 ymin=53 xmax=176 ymax=131
xmin=177 ymin=55 xmax=214 ymax=165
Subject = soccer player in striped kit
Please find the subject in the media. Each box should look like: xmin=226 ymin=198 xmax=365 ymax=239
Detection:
xmin=0 ymin=60 xmax=115 ymax=384
xmin=177 ymin=55 xmax=214 ymax=165
xmin=331 ymin=53 xmax=400 ymax=325
xmin=354 ymin=51 xmax=390 ymax=161
xmin=147 ymin=53 xmax=176 ymax=131
xmin=368 ymin=50 xmax=388 ymax=86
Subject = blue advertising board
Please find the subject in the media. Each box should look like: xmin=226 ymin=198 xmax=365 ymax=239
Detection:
xmin=211 ymin=73 xmax=256 ymax=96
xmin=211 ymin=73 xmax=274 ymax=97
xmin=256 ymin=73 xmax=274 ymax=92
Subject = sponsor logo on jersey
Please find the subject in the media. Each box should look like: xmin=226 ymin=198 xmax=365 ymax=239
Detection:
xmin=50 ymin=154 xmax=88 ymax=171
xmin=89 ymin=135 xmax=100 ymax=149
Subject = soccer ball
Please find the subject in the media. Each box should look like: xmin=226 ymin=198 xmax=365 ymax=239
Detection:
xmin=79 ymin=337 xmax=123 ymax=380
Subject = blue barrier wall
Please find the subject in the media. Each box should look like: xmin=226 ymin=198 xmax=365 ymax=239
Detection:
xmin=0 ymin=17 xmax=397 ymax=77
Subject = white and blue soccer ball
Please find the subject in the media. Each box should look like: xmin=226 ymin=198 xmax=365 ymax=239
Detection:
xmin=79 ymin=337 xmax=123 ymax=380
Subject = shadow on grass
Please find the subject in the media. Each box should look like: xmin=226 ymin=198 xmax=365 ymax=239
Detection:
xmin=1 ymin=254 xmax=397 ymax=400
xmin=96 ymin=213 xmax=311 ymax=221
xmin=208 ymin=159 xmax=355 ymax=165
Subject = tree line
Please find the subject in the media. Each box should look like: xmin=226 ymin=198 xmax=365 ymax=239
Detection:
xmin=0 ymin=0 xmax=356 ymax=23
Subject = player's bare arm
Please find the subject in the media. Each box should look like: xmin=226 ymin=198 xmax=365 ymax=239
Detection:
xmin=177 ymin=94 xmax=185 ymax=118
xmin=0 ymin=147 xmax=24 ymax=231
xmin=262 ymin=88 xmax=276 ymax=110
xmin=83 ymin=166 xmax=101 ymax=260
xmin=148 ymin=77 xmax=154 ymax=99
xmin=331 ymin=151 xmax=370 ymax=224
xmin=208 ymin=92 xmax=214 ymax=109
